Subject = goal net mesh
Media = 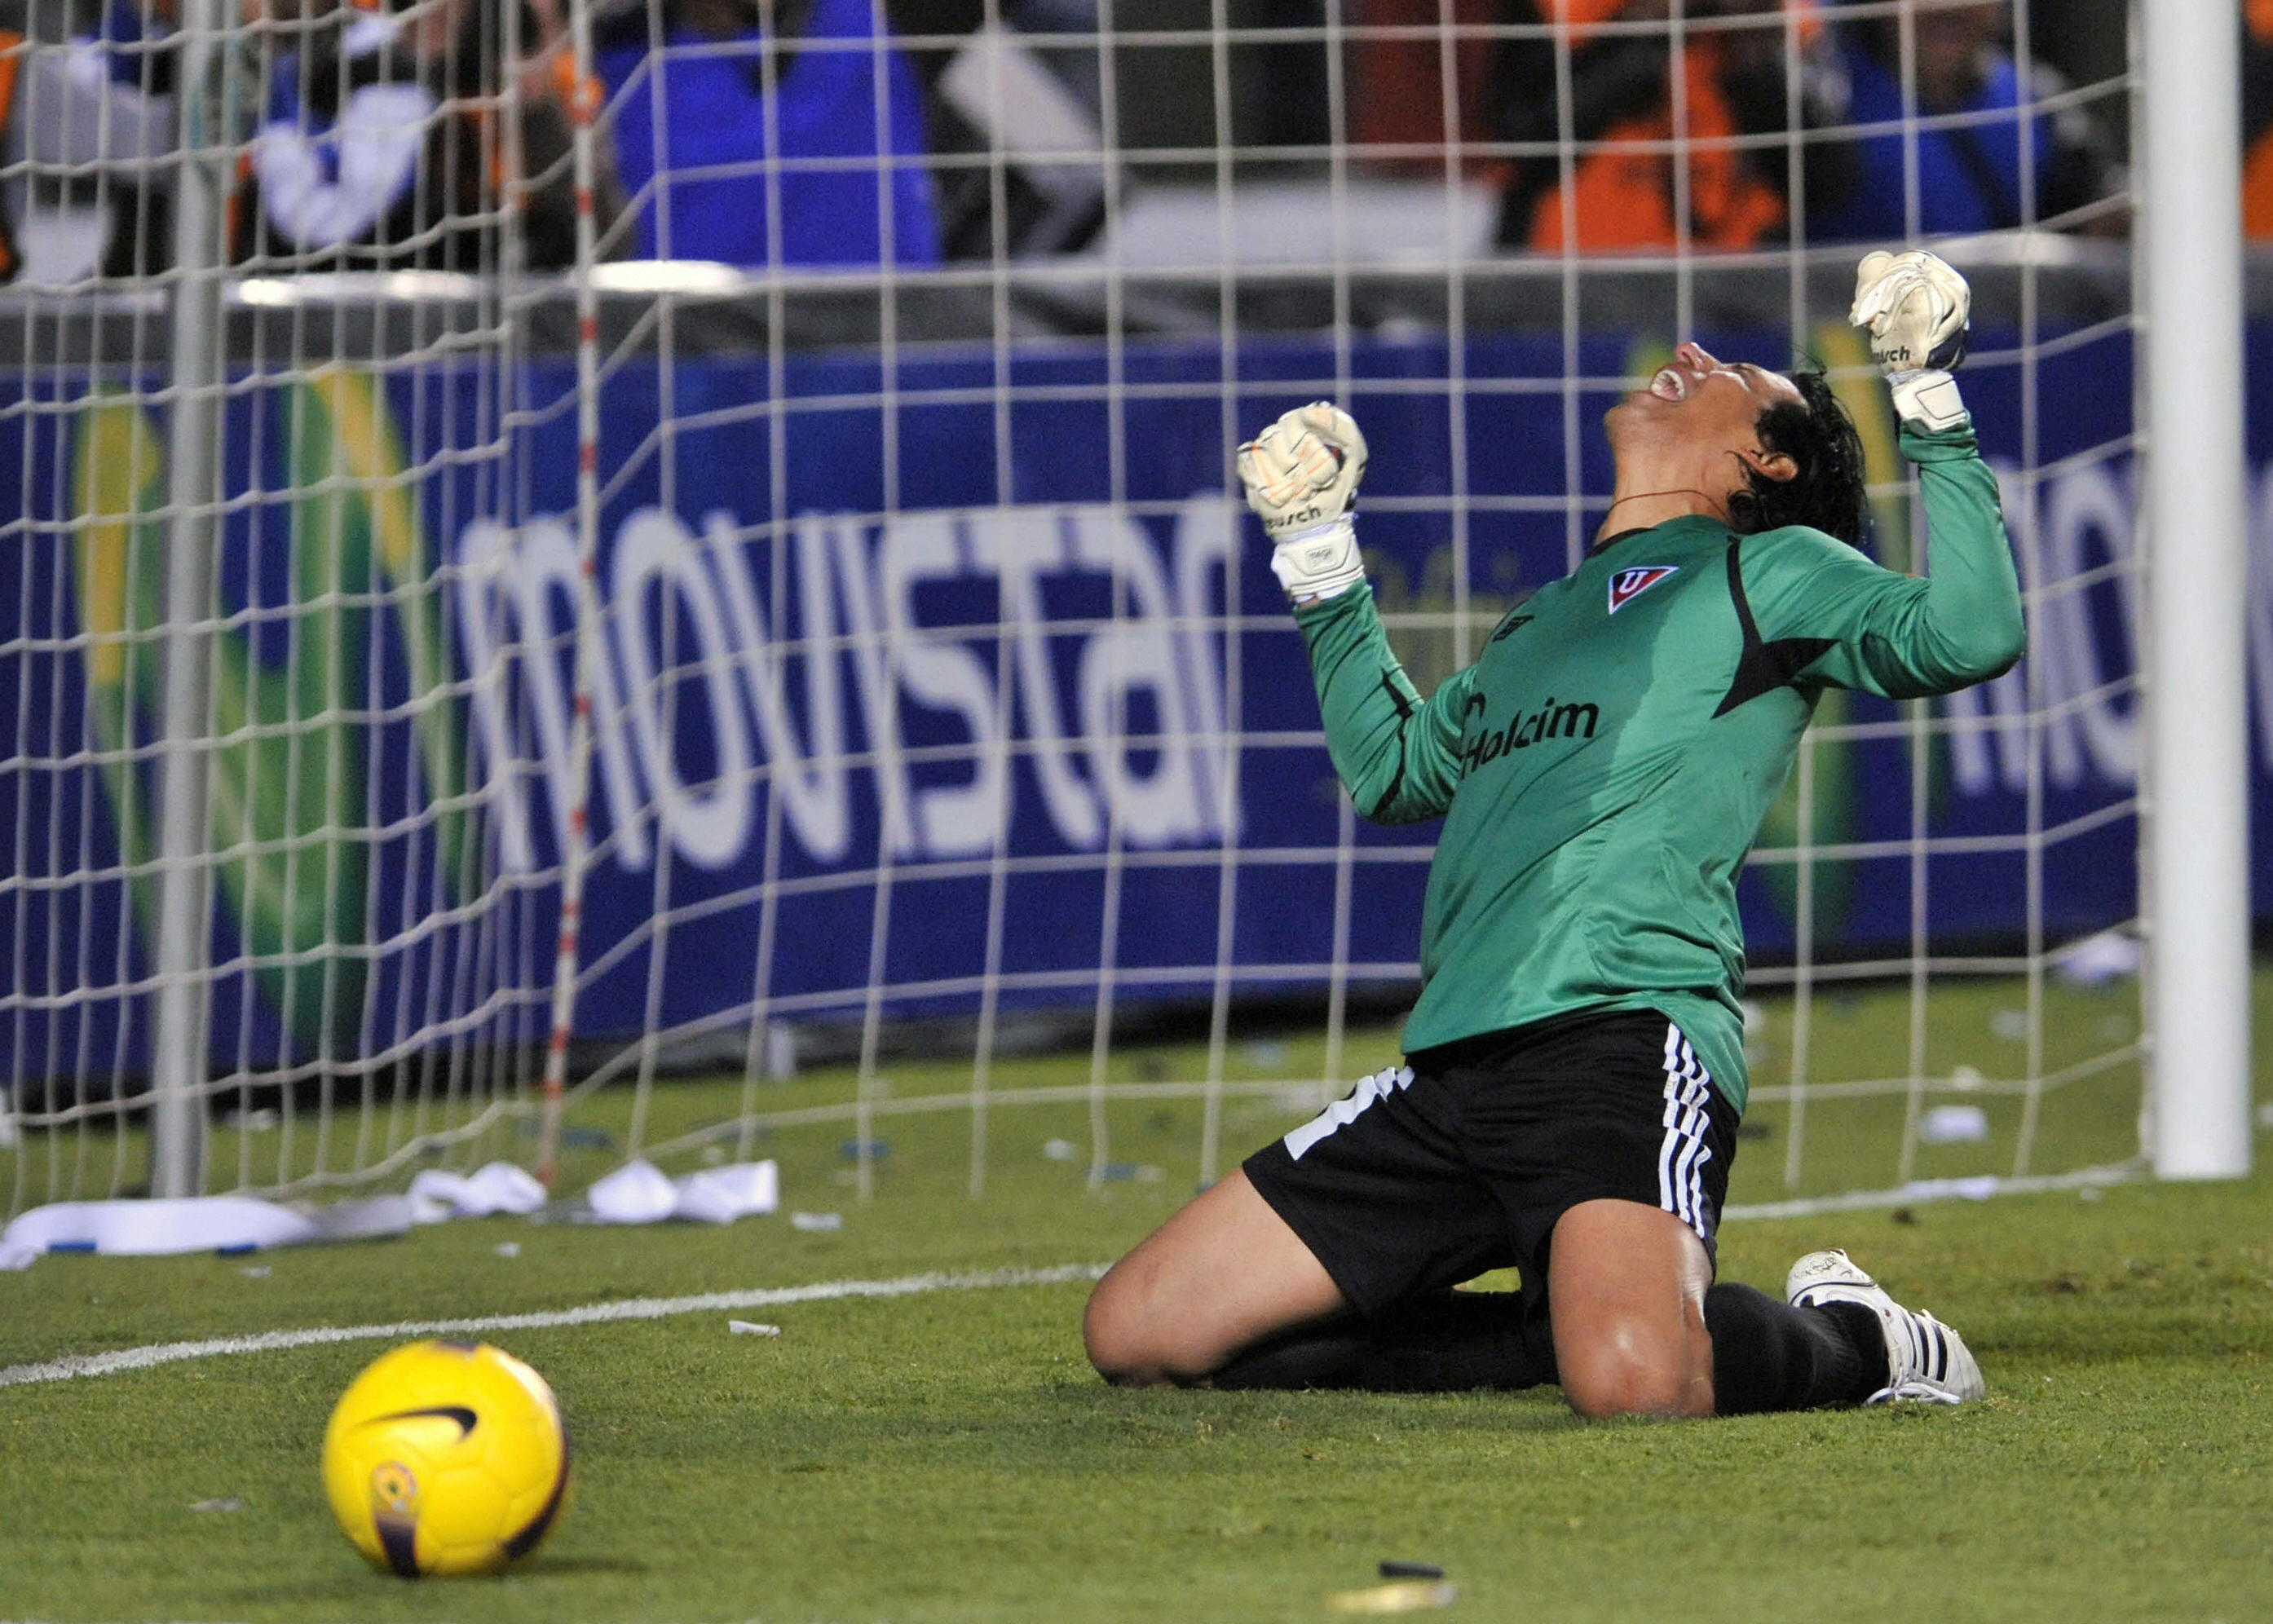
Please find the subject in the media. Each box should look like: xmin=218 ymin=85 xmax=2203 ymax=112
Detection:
xmin=0 ymin=0 xmax=2146 ymax=1220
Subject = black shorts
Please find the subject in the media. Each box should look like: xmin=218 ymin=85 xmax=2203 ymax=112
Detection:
xmin=1242 ymin=1009 xmax=1740 ymax=1320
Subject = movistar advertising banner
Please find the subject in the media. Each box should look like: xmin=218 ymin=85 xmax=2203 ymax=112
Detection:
xmin=0 ymin=320 xmax=2190 ymax=1076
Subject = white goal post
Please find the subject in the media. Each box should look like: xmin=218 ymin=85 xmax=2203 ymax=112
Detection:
xmin=2138 ymin=0 xmax=2253 ymax=1180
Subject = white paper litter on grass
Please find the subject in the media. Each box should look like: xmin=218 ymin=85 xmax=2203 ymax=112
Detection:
xmin=408 ymin=1161 xmax=546 ymax=1224
xmin=1 ymin=1197 xmax=319 ymax=1265
xmin=2052 ymin=929 xmax=2141 ymax=986
xmin=587 ymin=1159 xmax=680 ymax=1224
xmin=0 ymin=1190 xmax=420 ymax=1270
xmin=586 ymin=1158 xmax=780 ymax=1225
xmin=0 ymin=1157 xmax=779 ymax=1269
xmin=1919 ymin=1105 xmax=1991 ymax=1145
xmin=674 ymin=1161 xmax=779 ymax=1224
xmin=727 ymin=1320 xmax=782 ymax=1336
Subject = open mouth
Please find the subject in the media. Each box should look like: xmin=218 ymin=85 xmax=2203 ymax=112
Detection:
xmin=1648 ymin=366 xmax=1690 ymax=402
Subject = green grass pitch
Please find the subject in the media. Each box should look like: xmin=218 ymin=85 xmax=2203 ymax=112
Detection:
xmin=2 ymin=973 xmax=2269 ymax=1623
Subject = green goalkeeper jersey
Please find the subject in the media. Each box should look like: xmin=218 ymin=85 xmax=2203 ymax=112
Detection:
xmin=1296 ymin=417 xmax=2024 ymax=1113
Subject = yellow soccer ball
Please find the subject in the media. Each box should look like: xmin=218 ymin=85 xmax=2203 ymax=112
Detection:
xmin=321 ymin=1339 xmax=570 ymax=1578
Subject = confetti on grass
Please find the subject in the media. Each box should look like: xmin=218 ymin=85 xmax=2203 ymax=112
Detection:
xmin=1329 ymin=1579 xmax=1457 ymax=1613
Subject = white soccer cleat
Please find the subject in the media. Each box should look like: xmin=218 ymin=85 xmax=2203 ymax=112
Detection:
xmin=1785 ymin=1248 xmax=1984 ymax=1406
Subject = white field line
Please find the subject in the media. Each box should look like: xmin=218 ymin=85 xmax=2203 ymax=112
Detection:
xmin=1 ymin=1167 xmax=2148 ymax=1392
xmin=0 ymin=1262 xmax=1110 ymax=1391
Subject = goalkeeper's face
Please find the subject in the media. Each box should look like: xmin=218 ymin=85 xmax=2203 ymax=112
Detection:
xmin=1608 ymin=342 xmax=1805 ymax=467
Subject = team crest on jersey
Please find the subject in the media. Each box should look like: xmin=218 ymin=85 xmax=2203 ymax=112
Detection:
xmin=1607 ymin=565 xmax=1679 ymax=614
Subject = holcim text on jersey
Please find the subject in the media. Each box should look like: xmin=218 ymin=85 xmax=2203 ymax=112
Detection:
xmin=1457 ymin=692 xmax=1601 ymax=774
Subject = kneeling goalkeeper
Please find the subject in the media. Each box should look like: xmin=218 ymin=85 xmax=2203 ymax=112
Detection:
xmin=1083 ymin=251 xmax=2024 ymax=1418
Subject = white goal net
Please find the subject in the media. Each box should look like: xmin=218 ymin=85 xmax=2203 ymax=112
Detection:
xmin=0 ymin=0 xmax=2176 ymax=1221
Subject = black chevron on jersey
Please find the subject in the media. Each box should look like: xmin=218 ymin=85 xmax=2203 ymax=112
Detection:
xmin=1713 ymin=540 xmax=1835 ymax=718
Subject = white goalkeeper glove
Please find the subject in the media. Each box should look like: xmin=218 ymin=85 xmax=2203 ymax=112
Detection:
xmin=1850 ymin=249 xmax=1971 ymax=432
xmin=1237 ymin=402 xmax=1368 ymax=602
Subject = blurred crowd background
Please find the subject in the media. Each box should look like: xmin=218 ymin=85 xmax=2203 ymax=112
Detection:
xmin=0 ymin=0 xmax=2167 ymax=286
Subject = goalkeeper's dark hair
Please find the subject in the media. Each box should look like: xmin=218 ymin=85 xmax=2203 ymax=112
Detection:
xmin=1726 ymin=368 xmax=1867 ymax=550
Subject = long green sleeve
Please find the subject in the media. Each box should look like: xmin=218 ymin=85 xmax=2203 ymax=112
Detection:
xmin=1741 ymin=417 xmax=2026 ymax=699
xmin=1292 ymin=583 xmax=1479 ymax=825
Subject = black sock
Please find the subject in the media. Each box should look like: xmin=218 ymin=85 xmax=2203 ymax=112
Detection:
xmin=1212 ymin=1290 xmax=1558 ymax=1392
xmin=1704 ymin=1282 xmax=1885 ymax=1414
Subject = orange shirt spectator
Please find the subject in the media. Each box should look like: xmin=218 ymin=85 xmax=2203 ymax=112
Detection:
xmin=2244 ymin=0 xmax=2273 ymax=235
xmin=1489 ymin=0 xmax=1848 ymax=252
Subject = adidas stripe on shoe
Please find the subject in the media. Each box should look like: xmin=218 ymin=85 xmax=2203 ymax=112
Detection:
xmin=1785 ymin=1248 xmax=1984 ymax=1405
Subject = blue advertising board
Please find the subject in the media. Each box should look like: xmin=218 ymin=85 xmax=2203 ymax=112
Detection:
xmin=0 ymin=319 xmax=2183 ymax=1078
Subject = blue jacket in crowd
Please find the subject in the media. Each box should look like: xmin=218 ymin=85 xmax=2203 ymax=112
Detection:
xmin=598 ymin=0 xmax=942 ymax=268
xmin=1808 ymin=42 xmax=2093 ymax=239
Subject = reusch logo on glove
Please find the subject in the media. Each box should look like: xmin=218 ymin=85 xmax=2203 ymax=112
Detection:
xmin=1608 ymin=565 xmax=1679 ymax=614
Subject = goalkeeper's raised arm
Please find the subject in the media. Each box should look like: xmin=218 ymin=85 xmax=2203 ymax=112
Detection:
xmin=1731 ymin=249 xmax=2026 ymax=699
xmin=1234 ymin=404 xmax=1474 ymax=826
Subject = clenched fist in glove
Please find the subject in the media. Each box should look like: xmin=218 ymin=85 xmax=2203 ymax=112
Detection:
xmin=1237 ymin=403 xmax=1368 ymax=602
xmin=1851 ymin=249 xmax=1971 ymax=432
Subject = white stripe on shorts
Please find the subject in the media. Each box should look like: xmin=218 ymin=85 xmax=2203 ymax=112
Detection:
xmin=1657 ymin=1024 xmax=1715 ymax=1240
xmin=1283 ymin=1066 xmax=1415 ymax=1162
